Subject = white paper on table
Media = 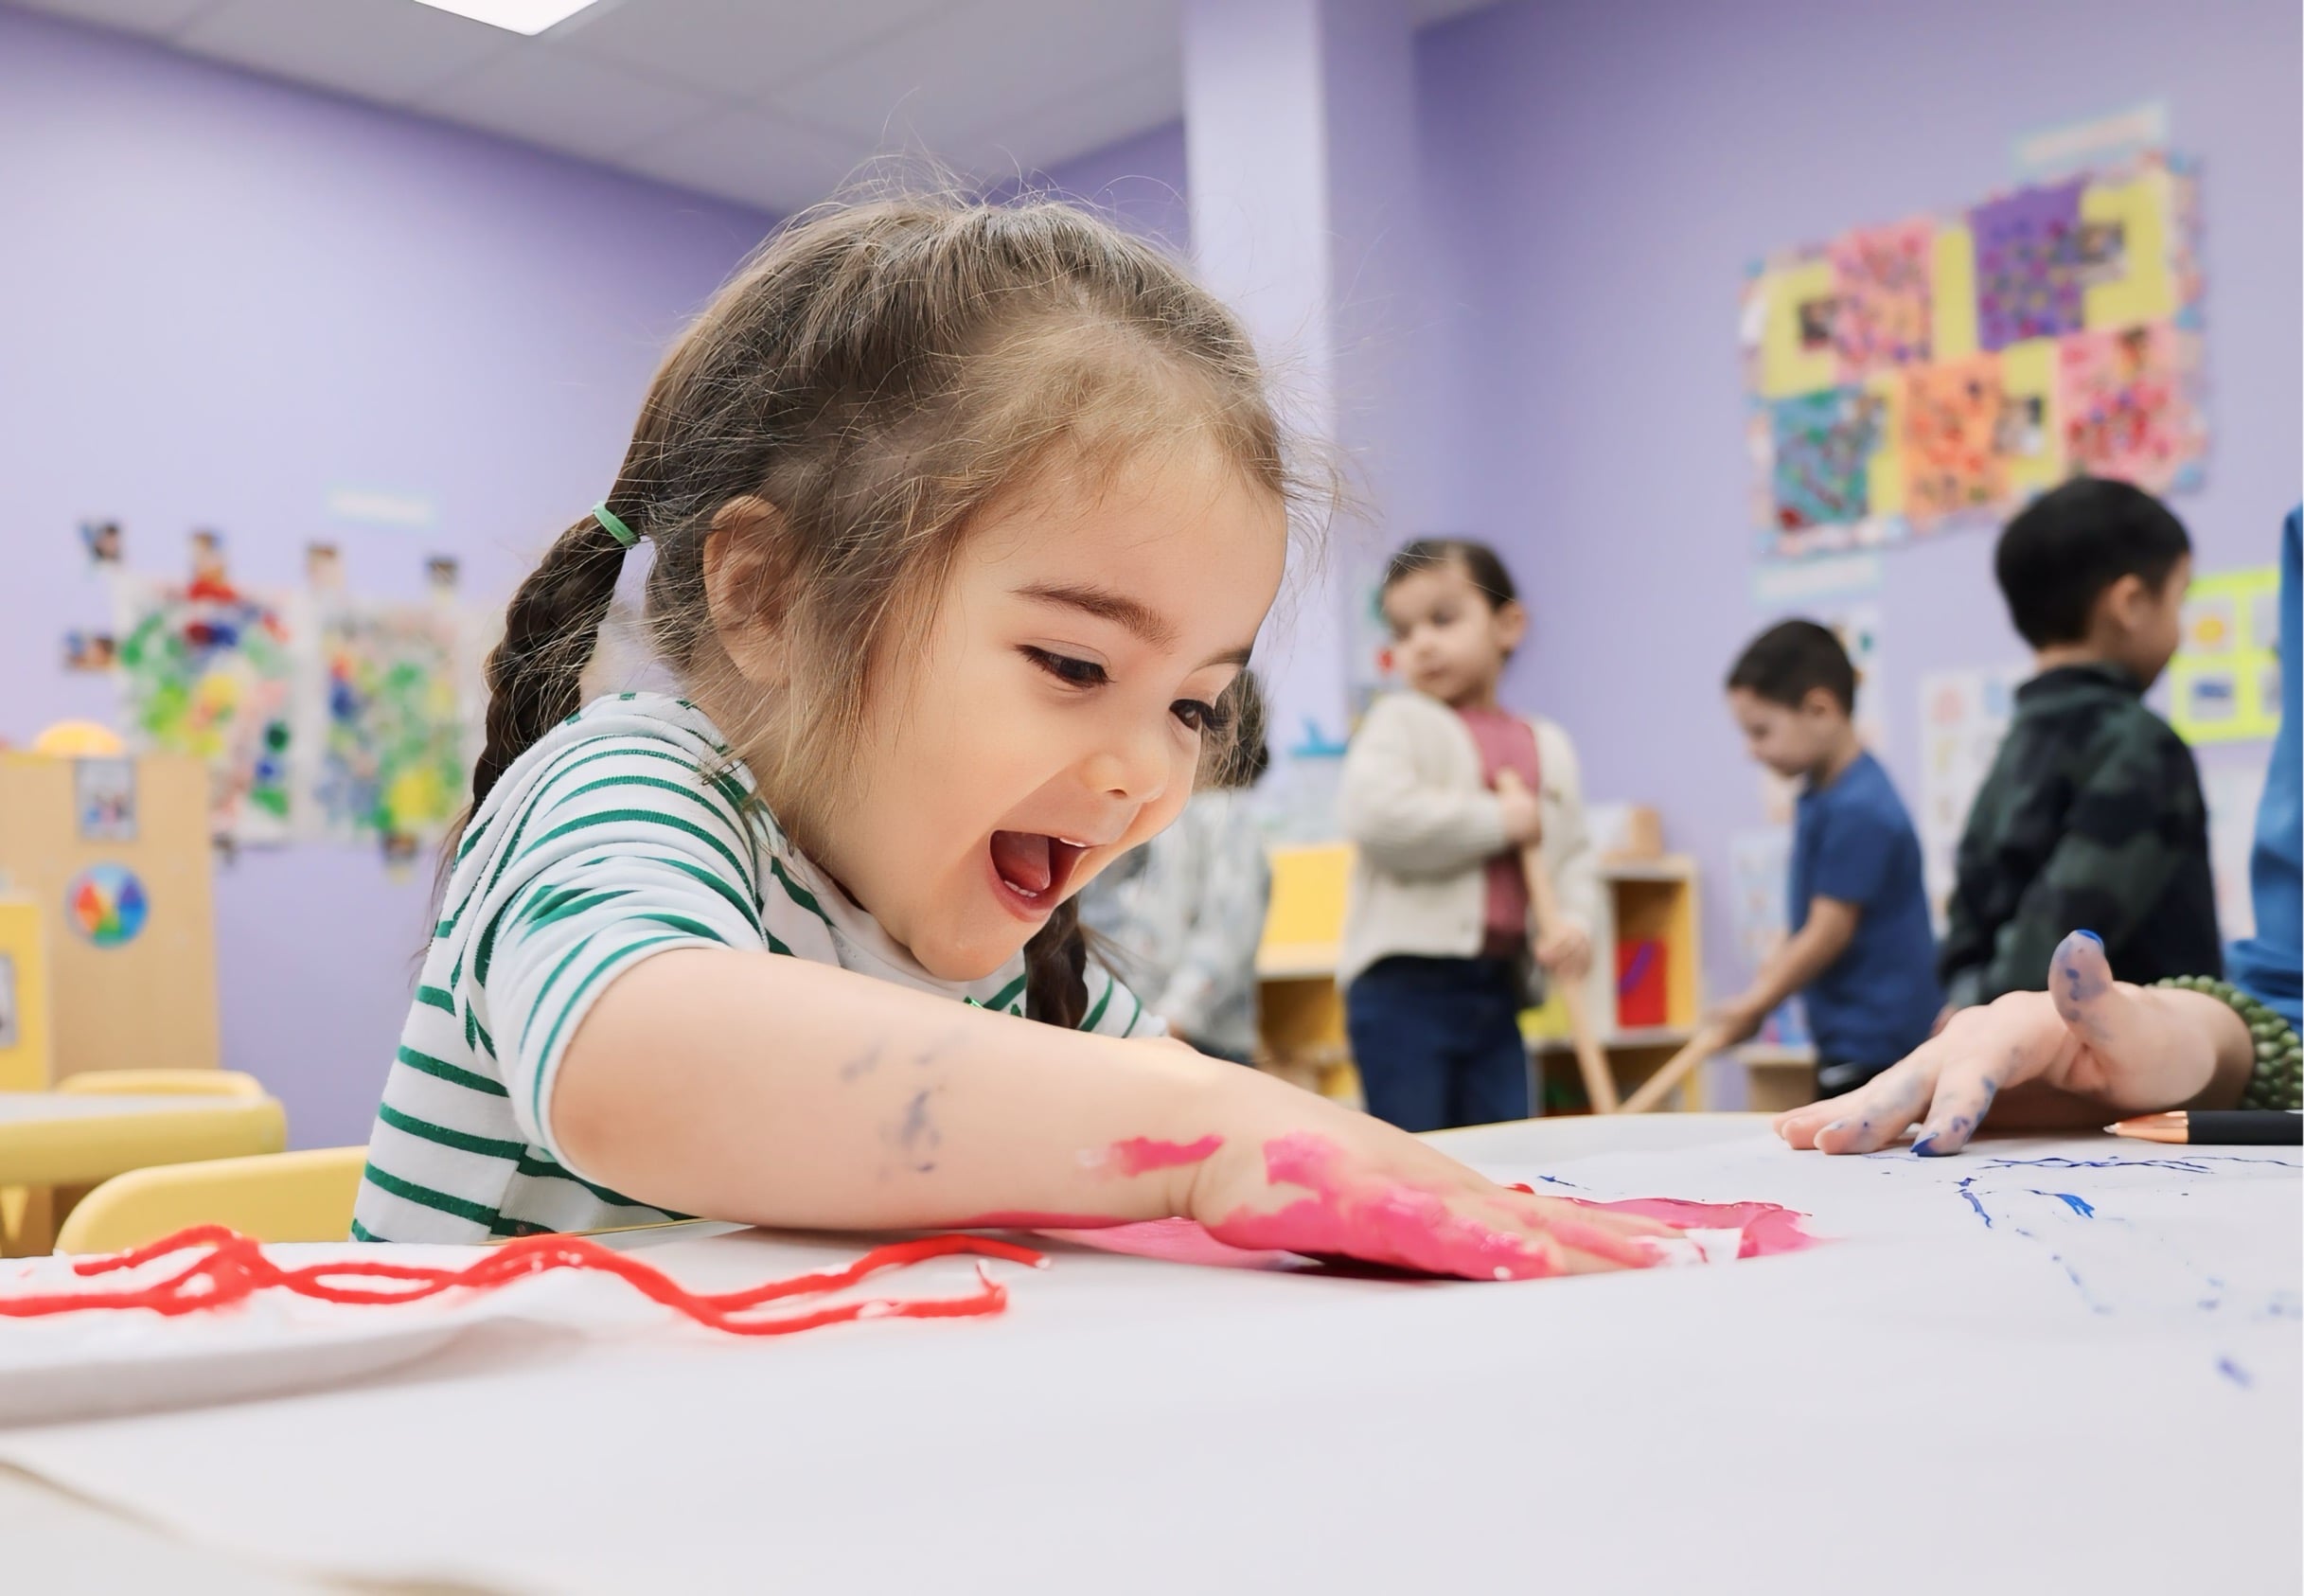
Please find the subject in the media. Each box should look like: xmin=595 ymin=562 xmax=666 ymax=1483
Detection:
xmin=0 ymin=1134 xmax=2294 ymax=1596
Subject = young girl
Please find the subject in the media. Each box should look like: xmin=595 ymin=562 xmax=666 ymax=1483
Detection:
xmin=352 ymin=200 xmax=1664 ymax=1281
xmin=1339 ymin=540 xmax=1600 ymax=1131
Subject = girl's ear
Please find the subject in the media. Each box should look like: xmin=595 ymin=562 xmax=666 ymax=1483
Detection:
xmin=701 ymin=495 xmax=798 ymax=688
xmin=1493 ymin=597 xmax=1530 ymax=654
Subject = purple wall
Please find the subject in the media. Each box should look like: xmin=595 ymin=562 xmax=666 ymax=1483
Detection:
xmin=1414 ymin=0 xmax=2302 ymax=1033
xmin=1038 ymin=120 xmax=1193 ymax=252
xmin=0 ymin=7 xmax=774 ymax=1145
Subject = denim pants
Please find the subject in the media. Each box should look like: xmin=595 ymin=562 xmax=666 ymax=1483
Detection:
xmin=1345 ymin=955 xmax=1531 ymax=1132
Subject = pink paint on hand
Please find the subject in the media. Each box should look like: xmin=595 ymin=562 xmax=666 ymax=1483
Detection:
xmin=1104 ymin=1134 xmax=1225 ymax=1176
xmin=1037 ymin=1218 xmax=1303 ymax=1271
xmin=1204 ymin=1132 xmax=1661 ymax=1282
xmin=1581 ymin=1197 xmax=1818 ymax=1258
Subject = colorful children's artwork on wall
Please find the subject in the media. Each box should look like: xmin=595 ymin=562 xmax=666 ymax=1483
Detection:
xmin=1743 ymin=147 xmax=2203 ymax=558
xmin=2165 ymin=565 xmax=2281 ymax=745
xmin=307 ymin=602 xmax=470 ymax=848
xmin=1726 ymin=828 xmax=1807 ymax=1048
xmin=112 ymin=572 xmax=298 ymax=845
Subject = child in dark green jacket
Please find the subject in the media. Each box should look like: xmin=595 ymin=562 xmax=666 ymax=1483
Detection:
xmin=1940 ymin=478 xmax=2220 ymax=1011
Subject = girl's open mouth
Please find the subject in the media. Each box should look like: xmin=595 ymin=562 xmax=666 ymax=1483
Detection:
xmin=987 ymin=830 xmax=1090 ymax=919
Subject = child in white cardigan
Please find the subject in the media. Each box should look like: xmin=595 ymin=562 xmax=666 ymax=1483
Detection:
xmin=1338 ymin=540 xmax=1600 ymax=1129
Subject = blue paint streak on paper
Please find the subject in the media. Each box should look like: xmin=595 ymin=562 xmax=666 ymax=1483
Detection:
xmin=2035 ymin=1191 xmax=2096 ymax=1217
xmin=2217 ymin=1357 xmax=2252 ymax=1390
xmin=1982 ymin=1155 xmax=2302 ymax=1174
xmin=1957 ymin=1177 xmax=1994 ymax=1228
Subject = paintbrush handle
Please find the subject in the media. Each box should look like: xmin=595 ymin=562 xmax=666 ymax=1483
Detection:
xmin=1520 ymin=833 xmax=1617 ymax=1114
xmin=1620 ymin=1024 xmax=1729 ymax=1115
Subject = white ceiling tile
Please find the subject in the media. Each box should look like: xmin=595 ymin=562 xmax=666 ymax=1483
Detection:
xmin=410 ymin=42 xmax=718 ymax=161
xmin=947 ymin=60 xmax=1180 ymax=181
xmin=173 ymin=0 xmax=514 ymax=104
xmin=553 ymin=0 xmax=956 ymax=102
xmin=761 ymin=0 xmax=1179 ymax=150
xmin=613 ymin=106 xmax=860 ymax=214
xmin=5 ymin=0 xmax=224 ymax=32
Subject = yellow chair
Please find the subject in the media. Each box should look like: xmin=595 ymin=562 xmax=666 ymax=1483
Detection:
xmin=29 ymin=720 xmax=125 ymax=756
xmin=55 ymin=1069 xmax=266 ymax=1098
xmin=56 ymin=1146 xmax=366 ymax=1254
xmin=3 ymin=1075 xmax=286 ymax=1254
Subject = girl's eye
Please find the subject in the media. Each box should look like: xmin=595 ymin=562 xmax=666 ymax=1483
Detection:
xmin=1172 ymin=697 xmax=1234 ymax=735
xmin=1024 ymin=647 xmax=1109 ymax=688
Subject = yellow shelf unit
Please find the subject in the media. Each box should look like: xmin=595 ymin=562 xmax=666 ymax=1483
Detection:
xmin=1521 ymin=856 xmax=1706 ymax=1110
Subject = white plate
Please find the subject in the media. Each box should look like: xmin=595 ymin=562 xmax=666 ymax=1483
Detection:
xmin=0 ymin=1244 xmax=533 ymax=1428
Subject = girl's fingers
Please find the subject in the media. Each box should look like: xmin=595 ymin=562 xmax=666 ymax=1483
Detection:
xmin=1775 ymin=1055 xmax=1936 ymax=1151
xmin=1907 ymin=982 xmax=2085 ymax=1154
xmin=1808 ymin=1063 xmax=1938 ymax=1153
xmin=1905 ymin=1055 xmax=2007 ymax=1156
xmin=1494 ymin=1187 xmax=1675 ymax=1238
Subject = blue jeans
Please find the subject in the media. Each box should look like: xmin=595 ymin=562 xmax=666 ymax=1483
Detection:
xmin=1345 ymin=956 xmax=1531 ymax=1132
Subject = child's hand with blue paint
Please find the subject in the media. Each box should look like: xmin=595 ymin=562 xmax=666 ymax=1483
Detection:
xmin=1774 ymin=931 xmax=2257 ymax=1156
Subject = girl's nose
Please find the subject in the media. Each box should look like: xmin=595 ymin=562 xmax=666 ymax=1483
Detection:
xmin=1082 ymin=715 xmax=1169 ymax=804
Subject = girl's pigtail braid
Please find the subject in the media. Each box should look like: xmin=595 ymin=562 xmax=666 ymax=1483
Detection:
xmin=1022 ymin=895 xmax=1090 ymax=1029
xmin=470 ymin=509 xmax=632 ymax=807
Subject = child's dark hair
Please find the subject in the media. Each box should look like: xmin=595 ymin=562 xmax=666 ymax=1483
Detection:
xmin=1726 ymin=620 xmax=1857 ymax=715
xmin=465 ymin=196 xmax=1312 ymax=1028
xmin=1203 ymin=670 xmax=1270 ymax=790
xmin=1994 ymin=476 xmax=2191 ymax=648
xmin=1380 ymin=537 xmax=1517 ymax=609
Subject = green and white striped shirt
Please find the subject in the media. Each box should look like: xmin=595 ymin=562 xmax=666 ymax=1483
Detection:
xmin=353 ymin=692 xmax=1157 ymax=1244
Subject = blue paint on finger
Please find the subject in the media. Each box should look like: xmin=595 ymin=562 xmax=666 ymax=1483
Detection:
xmin=2054 ymin=931 xmax=2114 ymax=1007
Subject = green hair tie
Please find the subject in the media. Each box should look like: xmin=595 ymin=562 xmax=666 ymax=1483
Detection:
xmin=594 ymin=503 xmax=638 ymax=548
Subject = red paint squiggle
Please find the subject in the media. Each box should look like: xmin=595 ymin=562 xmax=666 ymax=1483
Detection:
xmin=1106 ymin=1134 xmax=1224 ymax=1176
xmin=0 ymin=1225 xmax=1044 ymax=1336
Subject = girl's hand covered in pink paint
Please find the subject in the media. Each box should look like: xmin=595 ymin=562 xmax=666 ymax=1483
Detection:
xmin=1775 ymin=931 xmax=2254 ymax=1157
xmin=1180 ymin=1081 xmax=1674 ymax=1279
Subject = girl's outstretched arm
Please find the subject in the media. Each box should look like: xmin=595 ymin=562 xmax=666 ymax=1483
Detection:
xmin=556 ymin=948 xmax=1670 ymax=1278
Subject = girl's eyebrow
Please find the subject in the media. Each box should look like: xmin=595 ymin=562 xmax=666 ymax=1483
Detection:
xmin=1016 ymin=581 xmax=1179 ymax=648
xmin=1016 ymin=581 xmax=1253 ymax=670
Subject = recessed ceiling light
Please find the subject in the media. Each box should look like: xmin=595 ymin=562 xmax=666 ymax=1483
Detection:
xmin=408 ymin=0 xmax=608 ymax=36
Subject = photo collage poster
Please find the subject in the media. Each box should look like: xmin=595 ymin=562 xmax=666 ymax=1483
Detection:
xmin=1742 ymin=150 xmax=2205 ymax=559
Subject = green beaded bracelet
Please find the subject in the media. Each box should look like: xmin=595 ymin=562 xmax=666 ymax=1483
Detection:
xmin=2153 ymin=975 xmax=2304 ymax=1111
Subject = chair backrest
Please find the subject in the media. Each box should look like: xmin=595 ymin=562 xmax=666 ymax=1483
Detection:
xmin=55 ymin=1146 xmax=367 ymax=1254
xmin=55 ymin=1069 xmax=265 ymax=1098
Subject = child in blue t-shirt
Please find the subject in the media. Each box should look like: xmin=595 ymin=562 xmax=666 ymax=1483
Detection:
xmin=1719 ymin=621 xmax=1941 ymax=1097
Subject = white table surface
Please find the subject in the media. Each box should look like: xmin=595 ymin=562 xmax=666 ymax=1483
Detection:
xmin=1 ymin=1112 xmax=2295 ymax=1596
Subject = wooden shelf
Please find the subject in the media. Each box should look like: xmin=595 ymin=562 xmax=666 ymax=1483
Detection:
xmin=1256 ymin=944 xmax=1339 ymax=981
xmin=1600 ymin=855 xmax=1697 ymax=883
xmin=1528 ymin=1024 xmax=1694 ymax=1055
